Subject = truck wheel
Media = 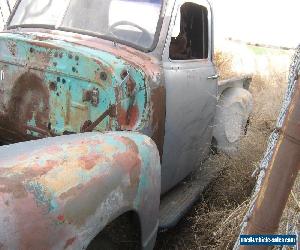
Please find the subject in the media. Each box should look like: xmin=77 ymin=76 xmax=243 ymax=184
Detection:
xmin=87 ymin=232 xmax=119 ymax=250
xmin=87 ymin=212 xmax=141 ymax=250
xmin=212 ymin=88 xmax=253 ymax=156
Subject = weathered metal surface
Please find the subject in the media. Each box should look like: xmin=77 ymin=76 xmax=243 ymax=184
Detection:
xmin=0 ymin=0 xmax=255 ymax=248
xmin=0 ymin=0 xmax=227 ymax=196
xmin=0 ymin=132 xmax=161 ymax=249
xmin=161 ymin=0 xmax=217 ymax=193
xmin=0 ymin=30 xmax=163 ymax=148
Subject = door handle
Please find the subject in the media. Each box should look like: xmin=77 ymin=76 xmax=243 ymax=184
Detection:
xmin=207 ymin=74 xmax=219 ymax=80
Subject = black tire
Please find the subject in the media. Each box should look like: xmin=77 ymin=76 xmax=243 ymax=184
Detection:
xmin=87 ymin=232 xmax=120 ymax=250
xmin=86 ymin=212 xmax=141 ymax=250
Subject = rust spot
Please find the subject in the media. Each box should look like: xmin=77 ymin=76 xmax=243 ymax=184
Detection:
xmin=79 ymin=154 xmax=105 ymax=170
xmin=7 ymin=41 xmax=17 ymax=56
xmin=116 ymin=105 xmax=128 ymax=127
xmin=0 ymin=117 xmax=32 ymax=144
xmin=150 ymin=86 xmax=166 ymax=158
xmin=64 ymin=237 xmax=76 ymax=249
xmin=127 ymin=105 xmax=139 ymax=127
xmin=126 ymin=77 xmax=136 ymax=97
xmin=116 ymin=136 xmax=139 ymax=153
xmin=114 ymin=85 xmax=121 ymax=101
xmin=29 ymin=41 xmax=59 ymax=50
xmin=114 ymin=151 xmax=141 ymax=186
xmin=81 ymin=120 xmax=92 ymax=132
xmin=116 ymin=104 xmax=139 ymax=130
xmin=8 ymin=73 xmax=50 ymax=135
xmin=80 ymin=105 xmax=115 ymax=132
xmin=57 ymin=214 xmax=65 ymax=222
xmin=120 ymin=70 xmax=128 ymax=80
xmin=49 ymin=82 xmax=57 ymax=91
xmin=0 ymin=162 xmax=56 ymax=199
xmin=62 ymin=150 xmax=141 ymax=227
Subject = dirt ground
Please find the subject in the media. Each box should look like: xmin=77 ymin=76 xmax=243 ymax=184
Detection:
xmin=155 ymin=41 xmax=299 ymax=250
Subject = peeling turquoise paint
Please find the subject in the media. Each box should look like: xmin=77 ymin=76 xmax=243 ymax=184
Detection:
xmin=0 ymin=32 xmax=150 ymax=138
xmin=26 ymin=181 xmax=58 ymax=212
xmin=2 ymin=132 xmax=160 ymax=218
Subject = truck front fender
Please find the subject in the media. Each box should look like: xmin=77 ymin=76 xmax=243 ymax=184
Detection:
xmin=0 ymin=132 xmax=160 ymax=249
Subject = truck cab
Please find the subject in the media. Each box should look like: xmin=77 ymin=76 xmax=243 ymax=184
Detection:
xmin=0 ymin=0 xmax=252 ymax=249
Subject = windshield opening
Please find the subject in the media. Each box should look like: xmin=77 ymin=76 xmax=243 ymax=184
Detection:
xmin=9 ymin=0 xmax=163 ymax=50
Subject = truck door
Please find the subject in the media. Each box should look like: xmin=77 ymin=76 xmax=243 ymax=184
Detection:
xmin=161 ymin=0 xmax=218 ymax=193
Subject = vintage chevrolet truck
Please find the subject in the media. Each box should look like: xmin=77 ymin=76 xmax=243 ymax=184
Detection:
xmin=0 ymin=0 xmax=253 ymax=249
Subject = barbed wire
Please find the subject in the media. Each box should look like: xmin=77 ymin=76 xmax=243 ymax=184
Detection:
xmin=0 ymin=4 xmax=6 ymax=26
xmin=234 ymin=44 xmax=300 ymax=249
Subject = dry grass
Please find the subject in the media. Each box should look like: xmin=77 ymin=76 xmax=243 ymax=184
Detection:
xmin=214 ymin=50 xmax=237 ymax=80
xmin=156 ymin=43 xmax=298 ymax=250
xmin=156 ymin=122 xmax=267 ymax=250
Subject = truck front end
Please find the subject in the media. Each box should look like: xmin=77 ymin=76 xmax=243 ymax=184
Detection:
xmin=0 ymin=0 xmax=164 ymax=145
xmin=0 ymin=0 xmax=165 ymax=249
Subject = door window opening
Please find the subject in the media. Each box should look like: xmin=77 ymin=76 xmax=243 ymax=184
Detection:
xmin=169 ymin=2 xmax=208 ymax=60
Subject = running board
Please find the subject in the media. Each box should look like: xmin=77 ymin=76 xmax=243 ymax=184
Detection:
xmin=159 ymin=163 xmax=218 ymax=230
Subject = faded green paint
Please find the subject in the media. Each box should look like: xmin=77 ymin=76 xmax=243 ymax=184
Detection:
xmin=0 ymin=32 xmax=150 ymax=138
xmin=0 ymin=132 xmax=161 ymax=249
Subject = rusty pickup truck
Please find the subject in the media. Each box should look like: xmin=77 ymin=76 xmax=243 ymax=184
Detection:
xmin=0 ymin=0 xmax=253 ymax=249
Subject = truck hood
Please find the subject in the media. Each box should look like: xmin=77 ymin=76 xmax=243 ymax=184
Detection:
xmin=0 ymin=30 xmax=159 ymax=143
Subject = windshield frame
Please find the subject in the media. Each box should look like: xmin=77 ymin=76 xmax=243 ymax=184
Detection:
xmin=6 ymin=0 xmax=165 ymax=53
